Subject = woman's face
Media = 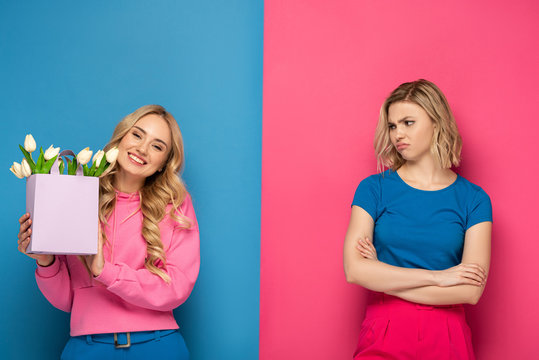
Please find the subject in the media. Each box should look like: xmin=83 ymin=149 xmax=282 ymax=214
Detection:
xmin=115 ymin=114 xmax=172 ymax=191
xmin=387 ymin=101 xmax=435 ymax=163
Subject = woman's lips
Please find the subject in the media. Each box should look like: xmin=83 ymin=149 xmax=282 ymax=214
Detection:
xmin=128 ymin=152 xmax=146 ymax=165
xmin=396 ymin=143 xmax=409 ymax=151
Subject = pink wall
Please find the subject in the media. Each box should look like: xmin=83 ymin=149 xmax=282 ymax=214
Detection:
xmin=261 ymin=1 xmax=539 ymax=359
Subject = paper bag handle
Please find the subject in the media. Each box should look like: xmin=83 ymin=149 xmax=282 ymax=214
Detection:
xmin=50 ymin=150 xmax=84 ymax=176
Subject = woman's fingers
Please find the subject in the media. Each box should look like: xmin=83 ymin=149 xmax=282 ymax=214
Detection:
xmin=461 ymin=272 xmax=483 ymax=286
xmin=18 ymin=227 xmax=31 ymax=246
xmin=357 ymin=245 xmax=373 ymax=255
xmin=18 ymin=217 xmax=31 ymax=239
xmin=356 ymin=237 xmax=377 ymax=260
xmin=18 ymin=237 xmax=30 ymax=254
xmin=455 ymin=264 xmax=487 ymax=286
xmin=462 ymin=263 xmax=487 ymax=280
xmin=356 ymin=241 xmax=373 ymax=254
xmin=358 ymin=249 xmax=375 ymax=260
xmin=469 ymin=263 xmax=487 ymax=278
xmin=18 ymin=213 xmax=30 ymax=224
xmin=437 ymin=263 xmax=487 ymax=287
xmin=463 ymin=267 xmax=486 ymax=285
xmin=357 ymin=238 xmax=374 ymax=250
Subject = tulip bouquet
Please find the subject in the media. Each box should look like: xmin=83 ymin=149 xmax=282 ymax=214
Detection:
xmin=10 ymin=134 xmax=119 ymax=179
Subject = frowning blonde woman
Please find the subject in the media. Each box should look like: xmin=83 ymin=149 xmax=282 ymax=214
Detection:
xmin=344 ymin=80 xmax=492 ymax=359
xmin=18 ymin=105 xmax=199 ymax=359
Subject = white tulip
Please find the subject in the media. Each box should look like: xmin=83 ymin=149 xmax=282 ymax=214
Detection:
xmin=77 ymin=147 xmax=93 ymax=165
xmin=21 ymin=158 xmax=32 ymax=177
xmin=9 ymin=162 xmax=24 ymax=179
xmin=92 ymin=150 xmax=105 ymax=166
xmin=24 ymin=134 xmax=36 ymax=153
xmin=44 ymin=145 xmax=60 ymax=161
xmin=105 ymin=147 xmax=119 ymax=163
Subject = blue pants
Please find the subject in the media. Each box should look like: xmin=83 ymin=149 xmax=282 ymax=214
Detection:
xmin=61 ymin=330 xmax=189 ymax=360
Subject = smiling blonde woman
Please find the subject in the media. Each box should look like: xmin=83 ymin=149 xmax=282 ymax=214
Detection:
xmin=344 ymin=80 xmax=492 ymax=359
xmin=18 ymin=105 xmax=199 ymax=360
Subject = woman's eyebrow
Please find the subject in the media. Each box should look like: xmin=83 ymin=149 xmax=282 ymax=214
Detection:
xmin=388 ymin=116 xmax=414 ymax=125
xmin=133 ymin=126 xmax=168 ymax=146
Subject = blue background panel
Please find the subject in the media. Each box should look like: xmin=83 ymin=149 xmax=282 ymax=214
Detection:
xmin=0 ymin=1 xmax=262 ymax=359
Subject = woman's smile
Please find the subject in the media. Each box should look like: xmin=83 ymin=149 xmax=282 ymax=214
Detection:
xmin=127 ymin=152 xmax=147 ymax=165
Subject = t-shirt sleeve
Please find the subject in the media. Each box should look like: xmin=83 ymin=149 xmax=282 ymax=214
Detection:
xmin=351 ymin=175 xmax=380 ymax=221
xmin=466 ymin=187 xmax=493 ymax=229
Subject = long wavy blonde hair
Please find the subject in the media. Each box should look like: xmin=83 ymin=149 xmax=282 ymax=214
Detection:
xmin=99 ymin=105 xmax=190 ymax=282
xmin=374 ymin=79 xmax=462 ymax=171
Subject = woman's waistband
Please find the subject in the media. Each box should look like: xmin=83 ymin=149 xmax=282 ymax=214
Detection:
xmin=366 ymin=292 xmax=464 ymax=316
xmin=75 ymin=329 xmax=177 ymax=348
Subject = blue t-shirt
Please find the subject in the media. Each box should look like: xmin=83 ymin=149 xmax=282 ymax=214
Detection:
xmin=352 ymin=170 xmax=492 ymax=270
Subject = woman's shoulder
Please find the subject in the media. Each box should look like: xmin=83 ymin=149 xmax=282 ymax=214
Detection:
xmin=357 ymin=169 xmax=397 ymax=187
xmin=454 ymin=174 xmax=491 ymax=198
xmin=455 ymin=175 xmax=493 ymax=226
xmin=353 ymin=170 xmax=396 ymax=202
xmin=163 ymin=193 xmax=198 ymax=230
xmin=165 ymin=192 xmax=193 ymax=210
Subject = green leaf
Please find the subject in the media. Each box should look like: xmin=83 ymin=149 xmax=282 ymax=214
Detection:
xmin=67 ymin=159 xmax=73 ymax=175
xmin=88 ymin=160 xmax=97 ymax=176
xmin=19 ymin=144 xmax=36 ymax=171
xmin=93 ymin=156 xmax=109 ymax=177
xmin=35 ymin=148 xmax=45 ymax=174
xmin=83 ymin=164 xmax=89 ymax=176
xmin=69 ymin=158 xmax=79 ymax=175
xmin=42 ymin=155 xmax=58 ymax=174
xmin=59 ymin=160 xmax=65 ymax=174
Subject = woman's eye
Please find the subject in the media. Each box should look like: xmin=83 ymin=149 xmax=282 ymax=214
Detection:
xmin=153 ymin=144 xmax=163 ymax=151
xmin=388 ymin=124 xmax=396 ymax=130
xmin=132 ymin=132 xmax=142 ymax=139
xmin=405 ymin=121 xmax=415 ymax=126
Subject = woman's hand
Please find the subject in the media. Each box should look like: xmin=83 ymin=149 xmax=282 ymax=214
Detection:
xmin=356 ymin=237 xmax=378 ymax=260
xmin=82 ymin=224 xmax=105 ymax=277
xmin=17 ymin=213 xmax=55 ymax=266
xmin=434 ymin=263 xmax=487 ymax=287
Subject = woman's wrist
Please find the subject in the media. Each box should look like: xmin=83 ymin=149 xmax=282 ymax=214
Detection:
xmin=91 ymin=262 xmax=104 ymax=277
xmin=37 ymin=255 xmax=55 ymax=267
xmin=428 ymin=270 xmax=440 ymax=286
xmin=431 ymin=270 xmax=451 ymax=287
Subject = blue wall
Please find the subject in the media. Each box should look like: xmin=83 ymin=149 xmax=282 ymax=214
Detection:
xmin=0 ymin=1 xmax=262 ymax=358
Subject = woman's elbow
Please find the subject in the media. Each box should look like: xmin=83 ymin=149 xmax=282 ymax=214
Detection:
xmin=345 ymin=268 xmax=370 ymax=288
xmin=466 ymin=287 xmax=485 ymax=305
xmin=344 ymin=265 xmax=359 ymax=285
xmin=345 ymin=272 xmax=357 ymax=285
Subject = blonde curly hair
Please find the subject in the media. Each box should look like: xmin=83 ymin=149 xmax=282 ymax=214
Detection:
xmin=99 ymin=105 xmax=190 ymax=282
xmin=374 ymin=79 xmax=462 ymax=171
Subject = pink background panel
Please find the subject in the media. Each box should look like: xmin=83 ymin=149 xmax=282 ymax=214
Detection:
xmin=261 ymin=1 xmax=539 ymax=359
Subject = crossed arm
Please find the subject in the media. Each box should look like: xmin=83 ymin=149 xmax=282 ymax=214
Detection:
xmin=344 ymin=206 xmax=491 ymax=305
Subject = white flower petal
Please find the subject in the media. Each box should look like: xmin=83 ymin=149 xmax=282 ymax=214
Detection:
xmin=77 ymin=147 xmax=93 ymax=165
xmin=21 ymin=158 xmax=32 ymax=177
xmin=44 ymin=145 xmax=60 ymax=161
xmin=24 ymin=134 xmax=36 ymax=153
xmin=105 ymin=147 xmax=119 ymax=163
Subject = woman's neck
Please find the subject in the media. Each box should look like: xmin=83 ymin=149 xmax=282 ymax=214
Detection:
xmin=113 ymin=173 xmax=144 ymax=194
xmin=397 ymin=157 xmax=456 ymax=190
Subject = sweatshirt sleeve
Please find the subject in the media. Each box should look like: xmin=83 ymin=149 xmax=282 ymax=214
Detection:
xmin=95 ymin=196 xmax=200 ymax=311
xmin=35 ymin=255 xmax=73 ymax=312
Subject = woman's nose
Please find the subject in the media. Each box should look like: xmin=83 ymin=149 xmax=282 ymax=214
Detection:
xmin=137 ymin=141 xmax=149 ymax=155
xmin=395 ymin=127 xmax=404 ymax=140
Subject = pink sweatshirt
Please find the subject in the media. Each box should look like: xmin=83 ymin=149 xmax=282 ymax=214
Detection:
xmin=35 ymin=191 xmax=200 ymax=336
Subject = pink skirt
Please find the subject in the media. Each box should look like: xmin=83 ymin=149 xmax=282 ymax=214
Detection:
xmin=354 ymin=293 xmax=475 ymax=360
